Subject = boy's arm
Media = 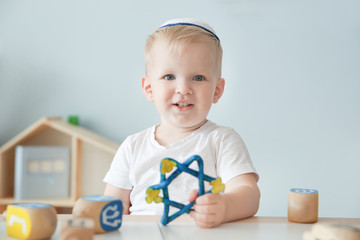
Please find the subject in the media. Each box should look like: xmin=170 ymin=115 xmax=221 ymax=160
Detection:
xmin=190 ymin=173 xmax=260 ymax=228
xmin=104 ymin=184 xmax=132 ymax=214
xmin=222 ymin=173 xmax=260 ymax=221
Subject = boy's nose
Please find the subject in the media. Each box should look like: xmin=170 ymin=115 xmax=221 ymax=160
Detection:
xmin=175 ymin=81 xmax=193 ymax=95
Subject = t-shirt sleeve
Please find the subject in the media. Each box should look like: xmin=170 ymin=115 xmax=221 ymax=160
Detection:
xmin=103 ymin=136 xmax=133 ymax=190
xmin=216 ymin=128 xmax=259 ymax=184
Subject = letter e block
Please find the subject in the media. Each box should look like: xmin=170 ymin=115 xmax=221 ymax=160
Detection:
xmin=72 ymin=195 xmax=122 ymax=233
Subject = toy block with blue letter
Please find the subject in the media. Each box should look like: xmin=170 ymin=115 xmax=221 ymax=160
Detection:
xmin=72 ymin=195 xmax=122 ymax=233
xmin=6 ymin=203 xmax=57 ymax=239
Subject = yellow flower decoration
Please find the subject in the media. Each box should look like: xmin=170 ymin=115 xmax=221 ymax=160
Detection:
xmin=161 ymin=159 xmax=177 ymax=174
xmin=210 ymin=177 xmax=225 ymax=194
xmin=145 ymin=188 xmax=162 ymax=203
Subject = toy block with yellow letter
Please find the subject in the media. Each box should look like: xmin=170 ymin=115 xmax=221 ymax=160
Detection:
xmin=72 ymin=195 xmax=122 ymax=233
xmin=6 ymin=203 xmax=57 ymax=239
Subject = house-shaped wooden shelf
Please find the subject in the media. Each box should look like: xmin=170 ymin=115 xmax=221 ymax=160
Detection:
xmin=0 ymin=117 xmax=119 ymax=209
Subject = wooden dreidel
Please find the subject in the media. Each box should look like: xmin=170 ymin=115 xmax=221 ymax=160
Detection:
xmin=60 ymin=217 xmax=94 ymax=240
xmin=72 ymin=195 xmax=122 ymax=233
xmin=288 ymin=188 xmax=319 ymax=223
xmin=6 ymin=202 xmax=57 ymax=240
xmin=303 ymin=222 xmax=360 ymax=240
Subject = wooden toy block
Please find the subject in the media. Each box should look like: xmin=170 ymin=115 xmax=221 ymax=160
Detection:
xmin=288 ymin=188 xmax=318 ymax=223
xmin=6 ymin=202 xmax=57 ymax=240
xmin=303 ymin=222 xmax=360 ymax=240
xmin=72 ymin=195 xmax=122 ymax=233
xmin=60 ymin=217 xmax=94 ymax=240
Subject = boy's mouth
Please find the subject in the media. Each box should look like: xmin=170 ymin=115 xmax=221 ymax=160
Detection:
xmin=173 ymin=102 xmax=193 ymax=111
xmin=175 ymin=102 xmax=191 ymax=108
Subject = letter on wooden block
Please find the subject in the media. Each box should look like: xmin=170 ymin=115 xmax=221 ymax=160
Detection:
xmin=6 ymin=203 xmax=57 ymax=240
xmin=72 ymin=195 xmax=122 ymax=233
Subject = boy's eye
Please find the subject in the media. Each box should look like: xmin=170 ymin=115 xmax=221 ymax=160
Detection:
xmin=193 ymin=75 xmax=205 ymax=81
xmin=164 ymin=74 xmax=175 ymax=80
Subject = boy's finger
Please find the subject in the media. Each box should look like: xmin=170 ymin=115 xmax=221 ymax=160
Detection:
xmin=188 ymin=189 xmax=199 ymax=202
xmin=195 ymin=193 xmax=220 ymax=205
xmin=191 ymin=212 xmax=217 ymax=228
xmin=193 ymin=204 xmax=217 ymax=214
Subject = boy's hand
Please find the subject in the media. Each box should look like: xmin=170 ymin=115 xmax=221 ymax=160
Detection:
xmin=188 ymin=174 xmax=260 ymax=228
xmin=188 ymin=190 xmax=226 ymax=228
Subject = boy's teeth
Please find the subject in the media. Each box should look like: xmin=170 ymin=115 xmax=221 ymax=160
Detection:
xmin=177 ymin=103 xmax=190 ymax=107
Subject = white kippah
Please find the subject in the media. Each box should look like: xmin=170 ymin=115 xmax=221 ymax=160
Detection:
xmin=159 ymin=18 xmax=220 ymax=42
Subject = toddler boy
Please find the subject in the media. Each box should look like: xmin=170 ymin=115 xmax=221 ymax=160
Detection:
xmin=104 ymin=18 xmax=260 ymax=228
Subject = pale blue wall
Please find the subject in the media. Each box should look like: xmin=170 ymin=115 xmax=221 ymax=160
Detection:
xmin=1 ymin=0 xmax=359 ymax=217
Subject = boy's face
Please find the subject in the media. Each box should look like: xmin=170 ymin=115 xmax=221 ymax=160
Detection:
xmin=142 ymin=39 xmax=224 ymax=129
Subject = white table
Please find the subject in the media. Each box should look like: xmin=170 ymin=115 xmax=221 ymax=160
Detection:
xmin=1 ymin=214 xmax=359 ymax=240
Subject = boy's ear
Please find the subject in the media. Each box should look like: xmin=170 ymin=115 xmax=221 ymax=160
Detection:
xmin=213 ymin=78 xmax=225 ymax=103
xmin=142 ymin=76 xmax=154 ymax=102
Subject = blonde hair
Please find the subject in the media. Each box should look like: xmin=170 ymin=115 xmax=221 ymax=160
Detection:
xmin=144 ymin=24 xmax=223 ymax=76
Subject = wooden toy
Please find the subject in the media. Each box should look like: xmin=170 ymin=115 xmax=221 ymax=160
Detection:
xmin=60 ymin=217 xmax=94 ymax=240
xmin=303 ymin=222 xmax=360 ymax=240
xmin=146 ymin=155 xmax=225 ymax=226
xmin=288 ymin=188 xmax=318 ymax=223
xmin=72 ymin=195 xmax=122 ymax=233
xmin=6 ymin=202 xmax=57 ymax=240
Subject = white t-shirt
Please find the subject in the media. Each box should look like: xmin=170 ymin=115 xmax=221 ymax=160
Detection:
xmin=103 ymin=120 xmax=258 ymax=215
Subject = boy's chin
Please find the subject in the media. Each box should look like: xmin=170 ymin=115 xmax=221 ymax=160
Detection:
xmin=170 ymin=119 xmax=208 ymax=129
